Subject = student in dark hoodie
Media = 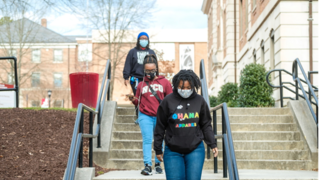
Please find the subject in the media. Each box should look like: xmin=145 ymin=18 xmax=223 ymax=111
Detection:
xmin=154 ymin=70 xmax=218 ymax=180
xmin=128 ymin=54 xmax=172 ymax=176
xmin=123 ymin=32 xmax=156 ymax=117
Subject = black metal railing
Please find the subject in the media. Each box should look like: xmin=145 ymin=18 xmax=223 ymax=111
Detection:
xmin=200 ymin=59 xmax=239 ymax=180
xmin=266 ymin=58 xmax=318 ymax=124
xmin=64 ymin=60 xmax=111 ymax=180
xmin=0 ymin=57 xmax=19 ymax=108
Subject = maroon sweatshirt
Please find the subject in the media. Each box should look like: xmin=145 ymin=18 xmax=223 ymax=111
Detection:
xmin=132 ymin=76 xmax=173 ymax=117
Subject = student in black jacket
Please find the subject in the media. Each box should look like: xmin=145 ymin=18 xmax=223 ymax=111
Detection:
xmin=154 ymin=70 xmax=218 ymax=180
xmin=123 ymin=32 xmax=156 ymax=118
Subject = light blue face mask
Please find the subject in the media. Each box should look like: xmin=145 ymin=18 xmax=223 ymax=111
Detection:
xmin=178 ymin=89 xmax=193 ymax=99
xmin=139 ymin=40 xmax=148 ymax=48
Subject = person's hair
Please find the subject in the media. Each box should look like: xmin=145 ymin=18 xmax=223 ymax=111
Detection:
xmin=172 ymin=70 xmax=201 ymax=91
xmin=143 ymin=54 xmax=159 ymax=75
xmin=136 ymin=37 xmax=150 ymax=49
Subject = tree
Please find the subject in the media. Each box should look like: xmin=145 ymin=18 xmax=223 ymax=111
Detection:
xmin=0 ymin=16 xmax=12 ymax=25
xmin=238 ymin=63 xmax=275 ymax=107
xmin=57 ymin=0 xmax=156 ymax=100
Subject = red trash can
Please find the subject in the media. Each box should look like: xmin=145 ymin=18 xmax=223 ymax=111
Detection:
xmin=69 ymin=72 xmax=99 ymax=108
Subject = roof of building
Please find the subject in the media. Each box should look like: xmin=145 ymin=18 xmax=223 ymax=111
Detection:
xmin=0 ymin=18 xmax=77 ymax=43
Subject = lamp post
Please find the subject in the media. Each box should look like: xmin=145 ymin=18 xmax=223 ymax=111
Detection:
xmin=47 ymin=90 xmax=52 ymax=108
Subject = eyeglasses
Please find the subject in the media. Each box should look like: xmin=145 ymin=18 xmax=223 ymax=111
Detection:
xmin=145 ymin=69 xmax=157 ymax=73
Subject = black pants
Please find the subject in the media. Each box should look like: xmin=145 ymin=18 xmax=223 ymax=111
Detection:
xmin=130 ymin=78 xmax=143 ymax=117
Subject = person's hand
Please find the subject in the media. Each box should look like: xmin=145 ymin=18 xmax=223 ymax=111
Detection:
xmin=212 ymin=147 xmax=218 ymax=157
xmin=156 ymin=154 xmax=163 ymax=162
xmin=126 ymin=94 xmax=136 ymax=102
xmin=124 ymin=79 xmax=129 ymax=86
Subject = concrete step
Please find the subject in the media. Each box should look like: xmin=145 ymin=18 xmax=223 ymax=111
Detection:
xmin=116 ymin=115 xmax=294 ymax=124
xmin=113 ymin=123 xmax=297 ymax=132
xmin=216 ymin=108 xmax=291 ymax=115
xmin=94 ymin=169 xmax=318 ymax=180
xmin=111 ymin=140 xmax=305 ymax=151
xmin=112 ymin=131 xmax=301 ymax=141
xmin=116 ymin=107 xmax=291 ymax=116
xmin=117 ymin=108 xmax=136 ymax=116
xmin=105 ymin=159 xmax=312 ymax=170
xmin=109 ymin=149 xmax=310 ymax=160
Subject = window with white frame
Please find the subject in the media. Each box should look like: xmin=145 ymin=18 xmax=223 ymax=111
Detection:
xmin=253 ymin=49 xmax=257 ymax=64
xmin=78 ymin=44 xmax=92 ymax=62
xmin=53 ymin=100 xmax=63 ymax=108
xmin=261 ymin=40 xmax=265 ymax=65
xmin=32 ymin=49 xmax=41 ymax=63
xmin=31 ymin=72 xmax=40 ymax=87
xmin=31 ymin=100 xmax=40 ymax=107
xmin=54 ymin=73 xmax=63 ymax=87
xmin=7 ymin=73 xmax=13 ymax=84
xmin=11 ymin=49 xmax=17 ymax=57
xmin=54 ymin=49 xmax=63 ymax=62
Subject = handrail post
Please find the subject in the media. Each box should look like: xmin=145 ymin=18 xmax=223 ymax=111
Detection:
xmin=308 ymin=72 xmax=312 ymax=103
xmin=89 ymin=111 xmax=93 ymax=167
xmin=279 ymin=71 xmax=283 ymax=107
xmin=213 ymin=110 xmax=218 ymax=173
xmin=97 ymin=109 xmax=101 ymax=148
xmin=294 ymin=62 xmax=299 ymax=100
xmin=222 ymin=108 xmax=227 ymax=178
xmin=78 ymin=108 xmax=84 ymax=168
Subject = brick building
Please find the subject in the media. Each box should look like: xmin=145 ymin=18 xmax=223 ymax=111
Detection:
xmin=0 ymin=18 xmax=86 ymax=108
xmin=91 ymin=29 xmax=208 ymax=105
xmin=202 ymin=0 xmax=318 ymax=107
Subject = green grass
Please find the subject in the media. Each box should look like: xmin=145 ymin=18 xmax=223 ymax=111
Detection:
xmin=23 ymin=107 xmax=79 ymax=112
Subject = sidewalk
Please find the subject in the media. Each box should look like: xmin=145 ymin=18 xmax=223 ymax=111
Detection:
xmin=94 ymin=169 xmax=318 ymax=180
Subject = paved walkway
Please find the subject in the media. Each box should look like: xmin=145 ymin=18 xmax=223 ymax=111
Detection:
xmin=94 ymin=170 xmax=318 ymax=180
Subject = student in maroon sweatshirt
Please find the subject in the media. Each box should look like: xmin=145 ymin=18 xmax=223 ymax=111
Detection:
xmin=128 ymin=54 xmax=172 ymax=176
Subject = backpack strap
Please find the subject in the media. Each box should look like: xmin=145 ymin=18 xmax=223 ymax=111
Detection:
xmin=145 ymin=81 xmax=162 ymax=104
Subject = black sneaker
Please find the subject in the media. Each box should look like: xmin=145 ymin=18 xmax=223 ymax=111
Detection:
xmin=154 ymin=163 xmax=163 ymax=174
xmin=141 ymin=164 xmax=152 ymax=175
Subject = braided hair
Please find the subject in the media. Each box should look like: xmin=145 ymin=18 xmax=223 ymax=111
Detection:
xmin=143 ymin=54 xmax=159 ymax=75
xmin=172 ymin=70 xmax=201 ymax=92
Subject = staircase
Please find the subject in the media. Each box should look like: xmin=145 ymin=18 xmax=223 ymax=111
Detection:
xmin=104 ymin=106 xmax=315 ymax=171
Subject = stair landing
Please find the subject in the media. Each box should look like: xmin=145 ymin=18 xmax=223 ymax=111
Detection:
xmin=94 ymin=169 xmax=318 ymax=180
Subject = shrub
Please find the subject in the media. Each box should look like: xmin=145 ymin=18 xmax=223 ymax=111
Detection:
xmin=209 ymin=95 xmax=219 ymax=108
xmin=238 ymin=63 xmax=275 ymax=107
xmin=217 ymin=82 xmax=239 ymax=105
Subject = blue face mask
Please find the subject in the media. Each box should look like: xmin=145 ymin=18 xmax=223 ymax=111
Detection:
xmin=139 ymin=40 xmax=148 ymax=48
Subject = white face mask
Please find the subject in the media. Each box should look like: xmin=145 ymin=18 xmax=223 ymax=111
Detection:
xmin=178 ymin=89 xmax=193 ymax=98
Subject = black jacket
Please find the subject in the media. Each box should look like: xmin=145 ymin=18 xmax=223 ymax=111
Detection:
xmin=154 ymin=89 xmax=217 ymax=155
xmin=123 ymin=47 xmax=156 ymax=80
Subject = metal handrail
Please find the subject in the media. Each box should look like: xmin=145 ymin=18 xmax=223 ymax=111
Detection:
xmin=266 ymin=58 xmax=318 ymax=124
xmin=200 ymin=59 xmax=239 ymax=180
xmin=65 ymin=60 xmax=111 ymax=180
xmin=0 ymin=57 xmax=19 ymax=107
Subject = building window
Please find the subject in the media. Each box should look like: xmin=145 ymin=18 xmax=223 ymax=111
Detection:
xmin=31 ymin=72 xmax=40 ymax=87
xmin=253 ymin=0 xmax=257 ymax=8
xmin=11 ymin=49 xmax=17 ymax=57
xmin=54 ymin=49 xmax=63 ymax=62
xmin=32 ymin=49 xmax=41 ymax=63
xmin=270 ymin=30 xmax=275 ymax=79
xmin=240 ymin=1 xmax=243 ymax=36
xmin=253 ymin=49 xmax=257 ymax=64
xmin=261 ymin=40 xmax=265 ymax=65
xmin=78 ymin=44 xmax=92 ymax=62
xmin=31 ymin=101 xmax=40 ymax=107
xmin=54 ymin=73 xmax=63 ymax=87
xmin=7 ymin=73 xmax=13 ymax=84
xmin=53 ymin=100 xmax=63 ymax=108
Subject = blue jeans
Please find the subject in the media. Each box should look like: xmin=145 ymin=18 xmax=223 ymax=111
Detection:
xmin=138 ymin=111 xmax=162 ymax=166
xmin=163 ymin=142 xmax=205 ymax=180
